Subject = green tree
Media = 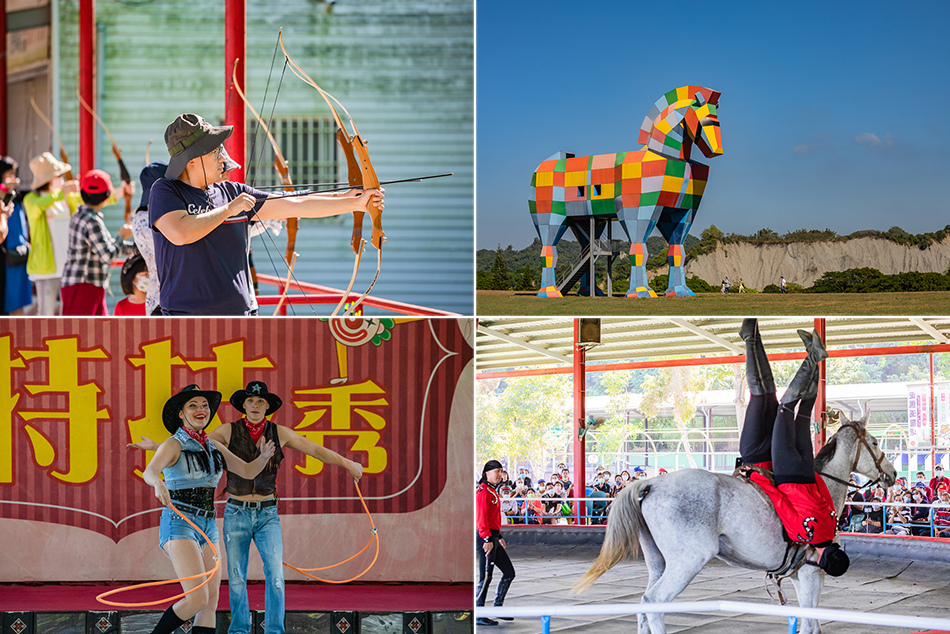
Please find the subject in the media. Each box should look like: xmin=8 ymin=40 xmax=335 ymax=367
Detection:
xmin=490 ymin=245 xmax=511 ymax=291
xmin=475 ymin=375 xmax=573 ymax=478
xmin=700 ymin=225 xmax=724 ymax=242
xmin=516 ymin=264 xmax=536 ymax=291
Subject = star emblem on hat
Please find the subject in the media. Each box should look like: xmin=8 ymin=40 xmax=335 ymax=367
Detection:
xmin=250 ymin=382 xmax=262 ymax=394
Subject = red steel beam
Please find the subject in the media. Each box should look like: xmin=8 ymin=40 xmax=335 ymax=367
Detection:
xmin=476 ymin=343 xmax=950 ymax=381
xmin=572 ymin=319 xmax=586 ymax=525
xmin=224 ymin=0 xmax=246 ymax=182
xmin=815 ymin=317 xmax=827 ymax=448
xmin=78 ymin=0 xmax=95 ymax=175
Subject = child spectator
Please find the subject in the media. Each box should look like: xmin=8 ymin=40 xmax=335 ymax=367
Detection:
xmin=861 ymin=497 xmax=884 ymax=533
xmin=1 ymin=156 xmax=31 ymax=315
xmin=114 ymin=253 xmax=149 ymax=316
xmin=23 ymin=152 xmax=77 ymax=315
xmin=60 ymin=169 xmax=133 ymax=315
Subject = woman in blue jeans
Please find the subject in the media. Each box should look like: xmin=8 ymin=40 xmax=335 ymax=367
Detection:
xmin=134 ymin=380 xmax=363 ymax=633
xmin=142 ymin=385 xmax=276 ymax=634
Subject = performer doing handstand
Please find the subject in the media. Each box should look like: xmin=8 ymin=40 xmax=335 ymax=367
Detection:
xmin=738 ymin=318 xmax=849 ymax=577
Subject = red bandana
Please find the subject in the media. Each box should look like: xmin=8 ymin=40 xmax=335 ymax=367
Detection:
xmin=245 ymin=418 xmax=267 ymax=444
xmin=182 ymin=425 xmax=208 ymax=449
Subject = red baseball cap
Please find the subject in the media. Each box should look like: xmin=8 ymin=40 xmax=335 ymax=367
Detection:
xmin=938 ymin=483 xmax=948 ymax=492
xmin=81 ymin=169 xmax=113 ymax=195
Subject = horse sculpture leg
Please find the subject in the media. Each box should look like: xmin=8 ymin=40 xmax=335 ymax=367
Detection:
xmin=531 ymin=211 xmax=568 ymax=297
xmin=617 ymin=204 xmax=659 ymax=298
xmin=656 ymin=207 xmax=697 ymax=297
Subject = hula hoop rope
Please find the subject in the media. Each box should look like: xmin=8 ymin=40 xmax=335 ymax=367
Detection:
xmin=96 ymin=503 xmax=220 ymax=608
xmin=283 ymin=481 xmax=379 ymax=583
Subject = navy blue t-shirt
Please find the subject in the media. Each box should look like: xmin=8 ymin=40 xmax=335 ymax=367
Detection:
xmin=149 ymin=179 xmax=268 ymax=315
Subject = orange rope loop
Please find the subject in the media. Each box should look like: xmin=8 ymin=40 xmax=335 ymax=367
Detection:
xmin=96 ymin=503 xmax=220 ymax=608
xmin=283 ymin=480 xmax=379 ymax=583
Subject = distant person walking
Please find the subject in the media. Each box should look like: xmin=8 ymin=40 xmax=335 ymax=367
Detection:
xmin=781 ymin=276 xmax=787 ymax=294
xmin=725 ymin=277 xmax=731 ymax=294
xmin=738 ymin=279 xmax=745 ymax=293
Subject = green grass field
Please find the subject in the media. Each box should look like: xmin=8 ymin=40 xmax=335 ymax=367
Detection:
xmin=476 ymin=290 xmax=950 ymax=316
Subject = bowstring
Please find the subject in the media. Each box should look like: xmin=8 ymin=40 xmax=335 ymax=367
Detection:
xmin=245 ymin=33 xmax=319 ymax=316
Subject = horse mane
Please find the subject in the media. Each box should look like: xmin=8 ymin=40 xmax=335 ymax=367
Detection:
xmin=638 ymin=85 xmax=721 ymax=156
xmin=814 ymin=422 xmax=862 ymax=471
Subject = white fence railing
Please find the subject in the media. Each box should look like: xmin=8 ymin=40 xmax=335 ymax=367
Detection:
xmin=478 ymin=600 xmax=950 ymax=634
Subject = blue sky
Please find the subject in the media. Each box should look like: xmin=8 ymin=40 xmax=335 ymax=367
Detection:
xmin=476 ymin=1 xmax=950 ymax=250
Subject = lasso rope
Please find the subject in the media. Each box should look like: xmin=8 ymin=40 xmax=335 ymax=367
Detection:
xmin=96 ymin=503 xmax=220 ymax=608
xmin=283 ymin=481 xmax=379 ymax=583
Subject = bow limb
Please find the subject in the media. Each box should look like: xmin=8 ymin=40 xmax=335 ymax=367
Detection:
xmin=76 ymin=87 xmax=133 ymax=222
xmin=231 ymin=59 xmax=300 ymax=315
xmin=30 ymin=91 xmax=74 ymax=180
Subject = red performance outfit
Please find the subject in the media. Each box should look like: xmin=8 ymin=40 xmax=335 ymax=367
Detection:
xmin=476 ymin=481 xmax=502 ymax=540
xmin=749 ymin=461 xmax=837 ymax=544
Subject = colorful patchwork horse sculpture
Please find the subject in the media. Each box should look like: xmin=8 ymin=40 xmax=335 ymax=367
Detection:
xmin=529 ymin=86 xmax=722 ymax=298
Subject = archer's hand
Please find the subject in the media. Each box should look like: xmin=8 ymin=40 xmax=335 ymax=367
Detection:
xmin=128 ymin=435 xmax=160 ymax=452
xmin=356 ymin=188 xmax=384 ymax=214
xmin=228 ymin=192 xmax=257 ymax=217
xmin=482 ymin=540 xmax=493 ymax=555
xmin=347 ymin=460 xmax=364 ymax=482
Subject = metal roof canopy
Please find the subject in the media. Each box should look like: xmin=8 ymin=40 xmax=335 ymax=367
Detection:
xmin=476 ymin=317 xmax=950 ymax=375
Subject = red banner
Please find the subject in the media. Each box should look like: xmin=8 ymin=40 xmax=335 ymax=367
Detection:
xmin=0 ymin=318 xmax=472 ymax=542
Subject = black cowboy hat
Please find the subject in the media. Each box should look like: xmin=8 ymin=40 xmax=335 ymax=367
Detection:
xmin=162 ymin=385 xmax=222 ymax=434
xmin=164 ymin=114 xmax=233 ymax=179
xmin=229 ymin=380 xmax=282 ymax=416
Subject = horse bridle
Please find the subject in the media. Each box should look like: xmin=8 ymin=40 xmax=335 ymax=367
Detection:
xmin=816 ymin=422 xmax=889 ymax=492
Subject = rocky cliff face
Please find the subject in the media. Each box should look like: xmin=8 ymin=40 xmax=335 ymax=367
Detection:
xmin=683 ymin=237 xmax=950 ymax=290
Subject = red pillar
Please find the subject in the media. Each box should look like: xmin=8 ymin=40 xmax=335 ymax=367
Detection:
xmin=573 ymin=318 xmax=587 ymax=524
xmin=815 ymin=317 xmax=827 ymax=450
xmin=78 ymin=0 xmax=95 ymax=175
xmin=0 ymin=0 xmax=8 ymax=155
xmin=224 ymin=0 xmax=246 ymax=182
xmin=931 ymin=352 xmax=936 ymax=471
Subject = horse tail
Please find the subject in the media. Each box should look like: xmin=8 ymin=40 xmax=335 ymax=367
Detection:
xmin=572 ymin=481 xmax=651 ymax=595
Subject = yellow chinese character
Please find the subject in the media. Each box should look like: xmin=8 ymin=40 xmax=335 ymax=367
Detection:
xmin=0 ymin=335 xmax=26 ymax=483
xmin=293 ymin=379 xmax=389 ymax=474
xmin=18 ymin=337 xmax=109 ymax=483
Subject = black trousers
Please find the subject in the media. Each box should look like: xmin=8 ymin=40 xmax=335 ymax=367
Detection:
xmin=740 ymin=393 xmax=817 ymax=484
xmin=475 ymin=532 xmax=515 ymax=607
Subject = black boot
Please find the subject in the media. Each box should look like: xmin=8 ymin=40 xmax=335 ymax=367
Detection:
xmin=191 ymin=627 xmax=216 ymax=634
xmin=493 ymin=577 xmax=514 ymax=619
xmin=476 ymin=617 xmax=499 ymax=626
xmin=150 ymin=605 xmax=186 ymax=634
xmin=740 ymin=319 xmax=775 ymax=395
xmin=781 ymin=330 xmax=827 ymax=405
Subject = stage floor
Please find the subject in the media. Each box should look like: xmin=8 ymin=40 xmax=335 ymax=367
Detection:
xmin=483 ymin=545 xmax=950 ymax=633
xmin=1 ymin=581 xmax=472 ymax=612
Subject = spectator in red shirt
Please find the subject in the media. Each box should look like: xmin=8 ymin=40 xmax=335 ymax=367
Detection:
xmin=928 ymin=466 xmax=949 ymax=499
xmin=737 ymin=319 xmax=849 ymax=577
xmin=931 ymin=486 xmax=950 ymax=538
xmin=476 ymin=460 xmax=515 ymax=626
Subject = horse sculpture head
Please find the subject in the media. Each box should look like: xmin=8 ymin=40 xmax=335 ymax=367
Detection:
xmin=818 ymin=412 xmax=897 ymax=489
xmin=639 ymin=85 xmax=722 ymax=161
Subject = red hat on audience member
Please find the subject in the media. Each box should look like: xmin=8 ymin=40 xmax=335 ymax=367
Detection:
xmin=81 ymin=169 xmax=113 ymax=195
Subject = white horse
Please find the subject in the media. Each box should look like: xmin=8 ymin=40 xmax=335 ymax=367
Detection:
xmin=574 ymin=415 xmax=897 ymax=634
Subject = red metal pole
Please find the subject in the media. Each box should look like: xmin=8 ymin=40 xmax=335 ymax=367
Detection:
xmin=224 ymin=0 xmax=246 ymax=182
xmin=78 ymin=0 xmax=95 ymax=175
xmin=931 ymin=352 xmax=936 ymax=473
xmin=815 ymin=317 xmax=827 ymax=450
xmin=573 ymin=318 xmax=587 ymax=525
xmin=0 ymin=0 xmax=8 ymax=155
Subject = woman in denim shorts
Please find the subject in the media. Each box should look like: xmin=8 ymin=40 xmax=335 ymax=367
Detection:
xmin=141 ymin=385 xmax=276 ymax=634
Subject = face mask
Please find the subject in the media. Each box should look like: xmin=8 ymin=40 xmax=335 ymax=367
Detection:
xmin=904 ymin=496 xmax=912 ymax=502
xmin=133 ymin=275 xmax=149 ymax=293
xmin=918 ymin=477 xmax=925 ymax=482
xmin=623 ymin=474 xmax=630 ymax=480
